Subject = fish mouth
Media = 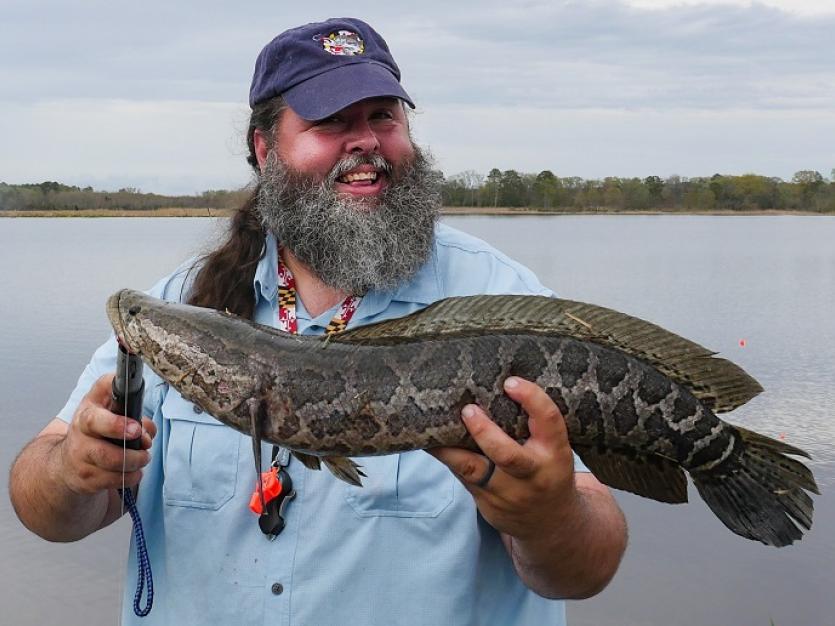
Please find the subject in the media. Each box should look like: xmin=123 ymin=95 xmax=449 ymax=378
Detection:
xmin=106 ymin=289 xmax=136 ymax=351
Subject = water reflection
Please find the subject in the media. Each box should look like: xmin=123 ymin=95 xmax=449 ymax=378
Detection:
xmin=1 ymin=216 xmax=832 ymax=626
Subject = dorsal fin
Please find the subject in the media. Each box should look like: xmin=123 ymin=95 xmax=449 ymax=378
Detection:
xmin=334 ymin=295 xmax=763 ymax=413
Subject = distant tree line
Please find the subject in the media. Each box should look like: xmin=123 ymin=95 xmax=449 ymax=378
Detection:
xmin=2 ymin=170 xmax=835 ymax=213
xmin=0 ymin=182 xmax=249 ymax=212
xmin=441 ymin=169 xmax=835 ymax=212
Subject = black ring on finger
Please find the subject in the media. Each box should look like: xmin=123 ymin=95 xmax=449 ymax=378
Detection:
xmin=475 ymin=458 xmax=496 ymax=488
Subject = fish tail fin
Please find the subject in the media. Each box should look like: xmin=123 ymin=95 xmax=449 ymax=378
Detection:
xmin=692 ymin=427 xmax=818 ymax=547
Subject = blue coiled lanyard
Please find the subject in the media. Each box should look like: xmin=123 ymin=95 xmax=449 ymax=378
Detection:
xmin=113 ymin=344 xmax=154 ymax=617
xmin=118 ymin=486 xmax=153 ymax=616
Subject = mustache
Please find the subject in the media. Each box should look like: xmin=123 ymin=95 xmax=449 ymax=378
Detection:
xmin=324 ymin=154 xmax=394 ymax=186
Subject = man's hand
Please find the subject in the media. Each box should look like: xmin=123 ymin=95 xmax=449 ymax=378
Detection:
xmin=60 ymin=373 xmax=156 ymax=495
xmin=9 ymin=373 xmax=157 ymax=542
xmin=428 ymin=377 xmax=577 ymax=538
xmin=428 ymin=376 xmax=627 ymax=599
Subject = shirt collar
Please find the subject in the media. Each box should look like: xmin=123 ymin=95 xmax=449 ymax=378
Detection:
xmin=253 ymin=232 xmax=280 ymax=304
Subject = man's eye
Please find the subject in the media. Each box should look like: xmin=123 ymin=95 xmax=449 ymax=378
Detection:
xmin=373 ymin=110 xmax=395 ymax=120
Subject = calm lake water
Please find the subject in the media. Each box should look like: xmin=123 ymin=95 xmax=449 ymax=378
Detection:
xmin=1 ymin=216 xmax=833 ymax=626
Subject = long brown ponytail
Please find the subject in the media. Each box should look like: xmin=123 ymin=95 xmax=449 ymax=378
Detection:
xmin=186 ymin=96 xmax=287 ymax=318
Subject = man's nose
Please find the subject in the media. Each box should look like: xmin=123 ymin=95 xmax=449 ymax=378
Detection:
xmin=344 ymin=121 xmax=380 ymax=154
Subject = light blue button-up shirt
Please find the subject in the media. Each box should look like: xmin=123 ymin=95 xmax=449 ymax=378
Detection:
xmin=59 ymin=223 xmax=586 ymax=625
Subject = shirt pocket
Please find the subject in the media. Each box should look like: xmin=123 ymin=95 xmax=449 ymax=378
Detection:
xmin=161 ymin=391 xmax=241 ymax=510
xmin=344 ymin=451 xmax=454 ymax=517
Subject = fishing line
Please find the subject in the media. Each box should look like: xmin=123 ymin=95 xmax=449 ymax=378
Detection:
xmin=121 ymin=360 xmax=128 ymax=517
xmin=118 ymin=357 xmax=129 ymax=624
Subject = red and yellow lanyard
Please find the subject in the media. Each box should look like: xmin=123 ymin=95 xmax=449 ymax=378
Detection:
xmin=249 ymin=253 xmax=361 ymax=536
xmin=276 ymin=257 xmax=361 ymax=334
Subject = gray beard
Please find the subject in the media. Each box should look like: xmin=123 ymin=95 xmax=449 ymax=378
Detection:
xmin=254 ymin=146 xmax=442 ymax=295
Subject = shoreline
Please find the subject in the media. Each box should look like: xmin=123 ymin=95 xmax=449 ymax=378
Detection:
xmin=441 ymin=207 xmax=827 ymax=217
xmin=0 ymin=207 xmax=828 ymax=217
xmin=0 ymin=207 xmax=237 ymax=218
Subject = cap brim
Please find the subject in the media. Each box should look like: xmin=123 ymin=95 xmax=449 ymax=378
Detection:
xmin=282 ymin=62 xmax=415 ymax=121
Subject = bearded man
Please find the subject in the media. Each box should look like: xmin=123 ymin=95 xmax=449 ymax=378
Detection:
xmin=10 ymin=18 xmax=626 ymax=625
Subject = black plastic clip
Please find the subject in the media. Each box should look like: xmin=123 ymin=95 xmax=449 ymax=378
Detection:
xmin=258 ymin=468 xmax=296 ymax=538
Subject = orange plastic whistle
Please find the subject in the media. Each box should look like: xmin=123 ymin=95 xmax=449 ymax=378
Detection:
xmin=248 ymin=467 xmax=284 ymax=515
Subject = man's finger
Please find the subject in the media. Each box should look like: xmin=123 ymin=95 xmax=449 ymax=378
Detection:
xmin=502 ymin=377 xmax=569 ymax=451
xmin=426 ymin=447 xmax=495 ymax=488
xmin=460 ymin=404 xmax=536 ymax=479
xmin=108 ymin=416 xmax=155 ymax=450
xmin=136 ymin=418 xmax=157 ymax=450
xmin=79 ymin=469 xmax=145 ymax=494
xmin=86 ymin=441 xmax=150 ymax=473
xmin=77 ymin=405 xmax=144 ymax=441
xmin=142 ymin=417 xmax=157 ymax=440
xmin=85 ymin=373 xmax=116 ymax=408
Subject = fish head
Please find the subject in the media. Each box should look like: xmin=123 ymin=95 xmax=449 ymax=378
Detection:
xmin=107 ymin=288 xmax=152 ymax=354
xmin=105 ymin=289 xmax=264 ymax=424
xmin=105 ymin=287 xmax=226 ymax=364
xmin=107 ymin=289 xmax=160 ymax=356
xmin=105 ymin=288 xmax=202 ymax=378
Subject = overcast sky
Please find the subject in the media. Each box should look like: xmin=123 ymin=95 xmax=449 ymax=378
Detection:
xmin=2 ymin=0 xmax=833 ymax=194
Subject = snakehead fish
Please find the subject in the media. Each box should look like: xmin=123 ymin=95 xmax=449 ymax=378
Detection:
xmin=107 ymin=289 xmax=818 ymax=547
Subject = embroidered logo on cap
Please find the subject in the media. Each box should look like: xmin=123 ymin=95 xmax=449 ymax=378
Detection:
xmin=315 ymin=30 xmax=365 ymax=56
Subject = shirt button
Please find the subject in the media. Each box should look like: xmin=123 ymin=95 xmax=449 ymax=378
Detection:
xmin=192 ymin=405 xmax=203 ymax=414
xmin=271 ymin=582 xmax=284 ymax=595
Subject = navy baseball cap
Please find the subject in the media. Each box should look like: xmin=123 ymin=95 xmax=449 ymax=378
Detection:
xmin=249 ymin=18 xmax=415 ymax=120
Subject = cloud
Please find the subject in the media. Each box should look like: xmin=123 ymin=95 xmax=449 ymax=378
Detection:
xmin=413 ymin=104 xmax=835 ymax=181
xmin=1 ymin=0 xmax=833 ymax=189
xmin=397 ymin=1 xmax=835 ymax=110
xmin=0 ymin=99 xmax=251 ymax=194
xmin=624 ymin=0 xmax=835 ymax=16
xmin=5 ymin=0 xmax=833 ymax=110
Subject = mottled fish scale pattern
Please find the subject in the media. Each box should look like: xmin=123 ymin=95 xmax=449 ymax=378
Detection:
xmin=252 ymin=333 xmax=732 ymax=475
xmin=108 ymin=290 xmax=818 ymax=547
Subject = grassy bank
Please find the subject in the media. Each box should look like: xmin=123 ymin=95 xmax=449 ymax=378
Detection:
xmin=0 ymin=206 xmax=828 ymax=217
xmin=0 ymin=207 xmax=236 ymax=218
xmin=442 ymin=206 xmax=827 ymax=216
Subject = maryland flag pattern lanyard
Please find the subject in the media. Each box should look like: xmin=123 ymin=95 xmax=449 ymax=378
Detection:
xmin=276 ymin=259 xmax=361 ymax=334
xmin=249 ymin=253 xmax=361 ymax=537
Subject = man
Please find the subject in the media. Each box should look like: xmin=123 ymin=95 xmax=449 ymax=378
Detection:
xmin=10 ymin=18 xmax=626 ymax=625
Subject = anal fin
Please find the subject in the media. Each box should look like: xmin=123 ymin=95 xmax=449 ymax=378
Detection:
xmin=574 ymin=445 xmax=688 ymax=504
xmin=322 ymin=456 xmax=367 ymax=487
xmin=291 ymin=452 xmax=368 ymax=489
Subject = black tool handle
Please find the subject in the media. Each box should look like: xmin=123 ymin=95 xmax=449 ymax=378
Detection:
xmin=109 ymin=342 xmax=145 ymax=450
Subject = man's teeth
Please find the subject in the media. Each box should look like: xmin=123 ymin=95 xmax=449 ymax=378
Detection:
xmin=339 ymin=171 xmax=378 ymax=183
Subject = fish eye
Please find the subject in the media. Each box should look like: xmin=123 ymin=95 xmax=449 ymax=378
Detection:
xmin=128 ymin=305 xmax=142 ymax=316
